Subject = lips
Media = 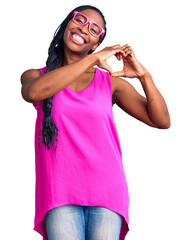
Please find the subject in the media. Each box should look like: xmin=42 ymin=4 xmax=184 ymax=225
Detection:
xmin=71 ymin=31 xmax=87 ymax=44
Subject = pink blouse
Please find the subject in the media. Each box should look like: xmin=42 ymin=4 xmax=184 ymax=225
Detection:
xmin=33 ymin=66 xmax=130 ymax=240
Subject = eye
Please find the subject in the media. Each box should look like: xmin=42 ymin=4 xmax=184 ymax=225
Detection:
xmin=91 ymin=28 xmax=98 ymax=34
xmin=77 ymin=19 xmax=83 ymax=24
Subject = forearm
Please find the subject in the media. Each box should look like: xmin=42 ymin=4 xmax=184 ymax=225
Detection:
xmin=30 ymin=54 xmax=98 ymax=102
xmin=138 ymin=72 xmax=171 ymax=128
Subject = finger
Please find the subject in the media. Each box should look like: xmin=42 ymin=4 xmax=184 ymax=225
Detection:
xmin=111 ymin=70 xmax=124 ymax=77
xmin=119 ymin=53 xmax=123 ymax=60
xmin=115 ymin=52 xmax=119 ymax=60
xmin=112 ymin=44 xmax=122 ymax=49
xmin=118 ymin=51 xmax=125 ymax=60
xmin=122 ymin=47 xmax=132 ymax=53
xmin=122 ymin=45 xmax=132 ymax=51
xmin=116 ymin=50 xmax=124 ymax=60
xmin=122 ymin=44 xmax=129 ymax=49
xmin=104 ymin=63 xmax=113 ymax=75
xmin=118 ymin=50 xmax=126 ymax=59
xmin=116 ymin=52 xmax=122 ymax=61
xmin=122 ymin=49 xmax=133 ymax=57
xmin=114 ymin=50 xmax=125 ymax=60
xmin=114 ymin=46 xmax=125 ymax=52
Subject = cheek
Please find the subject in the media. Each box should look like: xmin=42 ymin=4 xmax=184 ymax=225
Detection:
xmin=62 ymin=25 xmax=70 ymax=42
xmin=63 ymin=21 xmax=99 ymax=46
xmin=62 ymin=32 xmax=65 ymax=42
xmin=89 ymin=34 xmax=99 ymax=45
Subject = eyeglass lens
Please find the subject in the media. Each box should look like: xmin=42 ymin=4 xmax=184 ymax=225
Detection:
xmin=74 ymin=13 xmax=102 ymax=36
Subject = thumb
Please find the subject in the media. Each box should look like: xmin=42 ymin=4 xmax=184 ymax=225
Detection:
xmin=110 ymin=70 xmax=124 ymax=77
xmin=105 ymin=64 xmax=113 ymax=75
xmin=100 ymin=62 xmax=113 ymax=75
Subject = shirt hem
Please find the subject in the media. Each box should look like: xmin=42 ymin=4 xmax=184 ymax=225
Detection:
xmin=33 ymin=201 xmax=129 ymax=240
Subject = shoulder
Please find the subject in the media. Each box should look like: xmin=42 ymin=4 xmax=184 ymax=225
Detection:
xmin=20 ymin=68 xmax=41 ymax=85
xmin=95 ymin=68 xmax=133 ymax=95
xmin=96 ymin=68 xmax=122 ymax=92
xmin=109 ymin=75 xmax=133 ymax=94
xmin=109 ymin=75 xmax=136 ymax=106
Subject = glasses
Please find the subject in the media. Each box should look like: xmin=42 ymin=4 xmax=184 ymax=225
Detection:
xmin=71 ymin=11 xmax=105 ymax=40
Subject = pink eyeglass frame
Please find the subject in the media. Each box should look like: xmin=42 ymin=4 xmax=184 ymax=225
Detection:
xmin=71 ymin=11 xmax=105 ymax=40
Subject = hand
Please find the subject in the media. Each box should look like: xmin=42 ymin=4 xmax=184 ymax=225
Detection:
xmin=111 ymin=44 xmax=148 ymax=78
xmin=93 ymin=45 xmax=126 ymax=75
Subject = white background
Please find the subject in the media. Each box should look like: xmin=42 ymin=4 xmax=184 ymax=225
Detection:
xmin=1 ymin=0 xmax=191 ymax=239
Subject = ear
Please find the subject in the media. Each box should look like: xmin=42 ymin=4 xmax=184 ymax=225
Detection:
xmin=91 ymin=42 xmax=100 ymax=52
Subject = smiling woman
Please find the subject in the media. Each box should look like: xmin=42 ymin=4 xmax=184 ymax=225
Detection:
xmin=20 ymin=3 xmax=170 ymax=240
xmin=70 ymin=10 xmax=105 ymax=40
xmin=62 ymin=8 xmax=106 ymax=60
xmin=71 ymin=33 xmax=86 ymax=44
xmin=20 ymin=4 xmax=131 ymax=240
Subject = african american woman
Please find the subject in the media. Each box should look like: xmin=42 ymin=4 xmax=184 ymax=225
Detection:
xmin=20 ymin=4 xmax=170 ymax=240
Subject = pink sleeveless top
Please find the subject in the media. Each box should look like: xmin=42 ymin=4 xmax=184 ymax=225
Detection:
xmin=33 ymin=66 xmax=130 ymax=240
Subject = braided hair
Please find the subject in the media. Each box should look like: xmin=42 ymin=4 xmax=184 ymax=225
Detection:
xmin=38 ymin=5 xmax=107 ymax=157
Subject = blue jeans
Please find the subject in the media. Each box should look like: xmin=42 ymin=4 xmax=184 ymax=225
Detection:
xmin=44 ymin=204 xmax=123 ymax=240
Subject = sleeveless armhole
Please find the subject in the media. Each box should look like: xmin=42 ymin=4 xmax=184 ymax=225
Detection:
xmin=106 ymin=71 xmax=113 ymax=104
xmin=32 ymin=66 xmax=47 ymax=110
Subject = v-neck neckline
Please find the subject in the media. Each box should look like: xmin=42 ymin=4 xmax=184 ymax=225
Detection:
xmin=65 ymin=68 xmax=98 ymax=93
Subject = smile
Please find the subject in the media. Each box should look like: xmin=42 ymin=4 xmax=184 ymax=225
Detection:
xmin=70 ymin=32 xmax=87 ymax=45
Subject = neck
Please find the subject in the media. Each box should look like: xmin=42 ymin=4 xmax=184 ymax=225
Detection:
xmin=61 ymin=44 xmax=88 ymax=65
xmin=59 ymin=45 xmax=95 ymax=72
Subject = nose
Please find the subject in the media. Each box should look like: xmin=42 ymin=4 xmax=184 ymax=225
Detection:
xmin=78 ymin=23 xmax=90 ymax=35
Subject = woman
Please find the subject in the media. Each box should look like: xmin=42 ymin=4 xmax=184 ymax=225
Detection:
xmin=20 ymin=4 xmax=170 ymax=240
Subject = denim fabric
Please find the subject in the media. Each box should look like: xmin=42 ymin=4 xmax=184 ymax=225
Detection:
xmin=45 ymin=204 xmax=123 ymax=240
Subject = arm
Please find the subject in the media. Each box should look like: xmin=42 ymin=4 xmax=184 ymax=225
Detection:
xmin=20 ymin=54 xmax=97 ymax=104
xmin=138 ymin=72 xmax=170 ymax=128
xmin=111 ymin=44 xmax=170 ymax=129
xmin=114 ymin=73 xmax=170 ymax=129
xmin=20 ymin=44 xmax=125 ymax=105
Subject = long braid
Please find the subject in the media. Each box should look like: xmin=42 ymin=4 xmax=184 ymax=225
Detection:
xmin=38 ymin=5 xmax=107 ymax=158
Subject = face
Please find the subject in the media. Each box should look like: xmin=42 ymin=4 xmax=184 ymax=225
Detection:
xmin=63 ymin=9 xmax=105 ymax=55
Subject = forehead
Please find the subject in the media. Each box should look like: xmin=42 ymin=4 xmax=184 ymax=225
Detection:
xmin=79 ymin=9 xmax=105 ymax=28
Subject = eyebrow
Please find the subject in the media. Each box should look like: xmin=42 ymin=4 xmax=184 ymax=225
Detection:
xmin=80 ymin=12 xmax=104 ymax=28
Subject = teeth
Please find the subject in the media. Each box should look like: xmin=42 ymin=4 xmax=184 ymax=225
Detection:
xmin=72 ymin=33 xmax=85 ymax=44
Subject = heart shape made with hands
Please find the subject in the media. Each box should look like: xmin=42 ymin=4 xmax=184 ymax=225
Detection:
xmin=106 ymin=55 xmax=124 ymax=74
xmin=108 ymin=44 xmax=146 ymax=78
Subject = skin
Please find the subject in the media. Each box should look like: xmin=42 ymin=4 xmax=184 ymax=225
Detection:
xmin=60 ymin=9 xmax=170 ymax=129
xmin=58 ymin=9 xmax=105 ymax=92
xmin=20 ymin=8 xmax=170 ymax=129
xmin=61 ymin=9 xmax=104 ymax=67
